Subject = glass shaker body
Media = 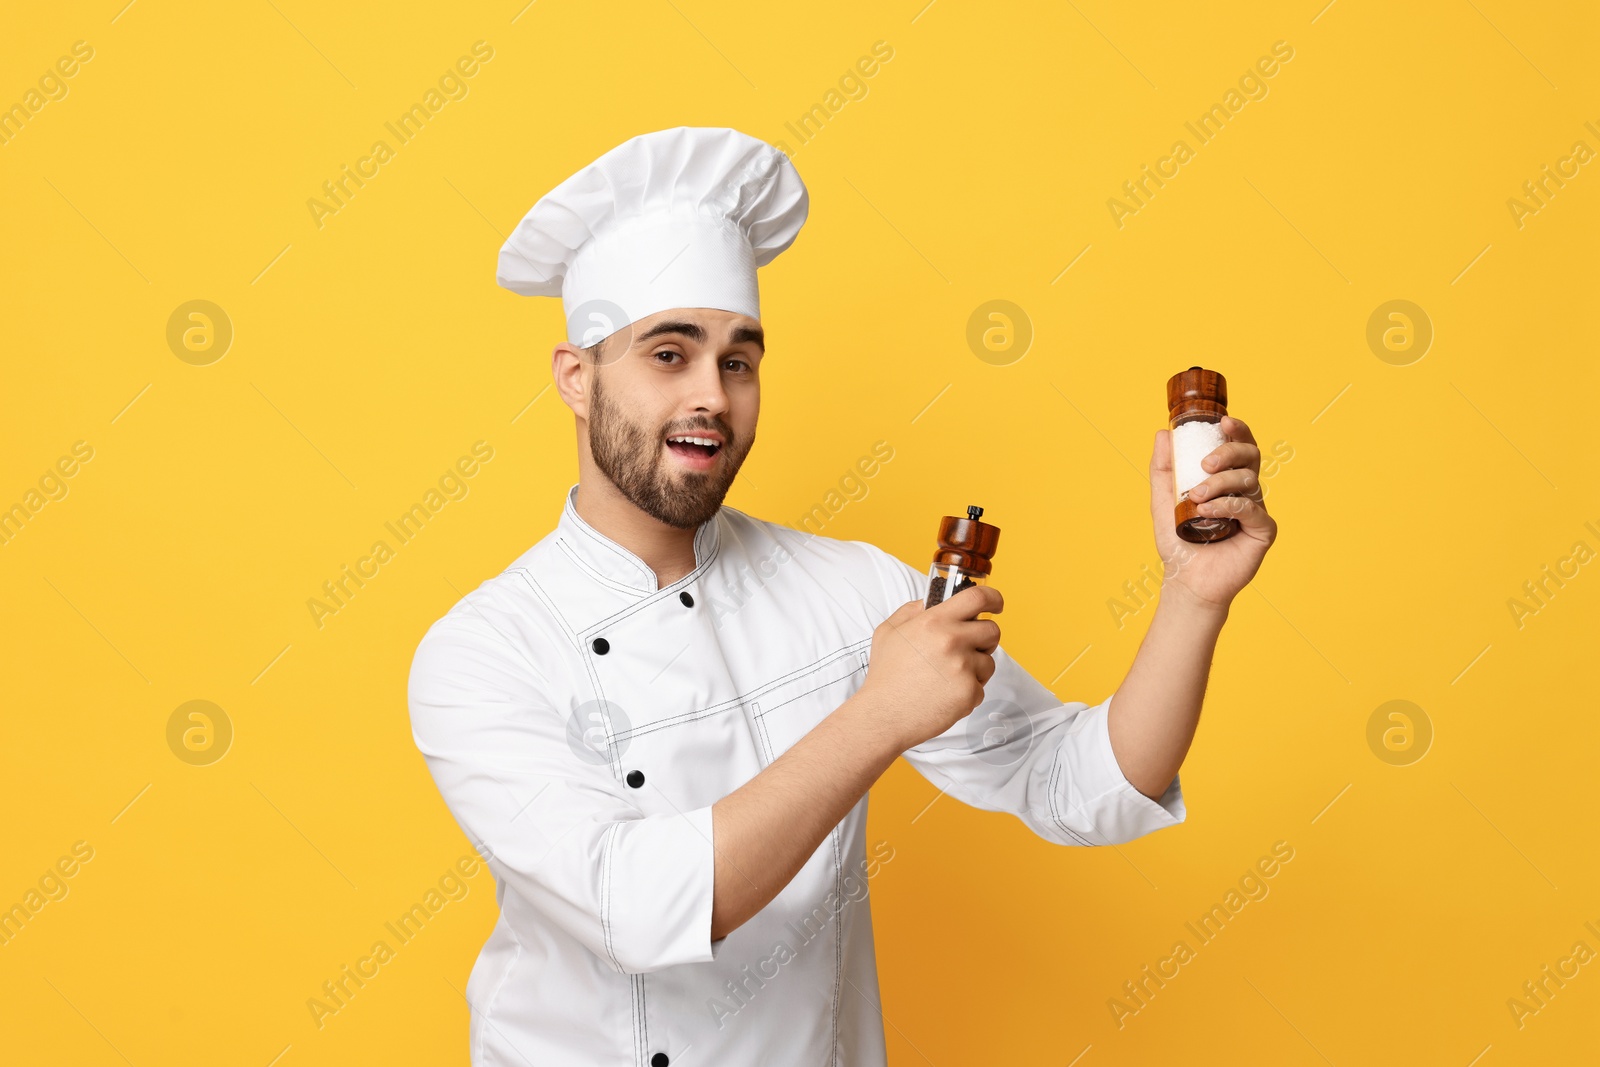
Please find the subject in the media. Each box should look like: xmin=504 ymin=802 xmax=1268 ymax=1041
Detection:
xmin=1167 ymin=366 xmax=1239 ymax=544
xmin=925 ymin=507 xmax=1001 ymax=610
xmin=926 ymin=562 xmax=988 ymax=608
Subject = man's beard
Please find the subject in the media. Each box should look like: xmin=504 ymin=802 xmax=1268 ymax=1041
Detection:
xmin=587 ymin=365 xmax=751 ymax=529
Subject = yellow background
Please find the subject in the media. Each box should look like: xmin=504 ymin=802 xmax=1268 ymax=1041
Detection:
xmin=2 ymin=0 xmax=1596 ymax=1063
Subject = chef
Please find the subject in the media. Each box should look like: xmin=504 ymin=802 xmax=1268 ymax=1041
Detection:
xmin=408 ymin=126 xmax=1276 ymax=1066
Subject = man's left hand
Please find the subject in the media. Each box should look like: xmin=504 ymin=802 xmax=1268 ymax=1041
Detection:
xmin=1148 ymin=415 xmax=1279 ymax=612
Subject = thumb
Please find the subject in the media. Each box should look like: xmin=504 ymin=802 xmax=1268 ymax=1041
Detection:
xmin=1149 ymin=428 xmax=1182 ymax=555
xmin=876 ymin=598 xmax=925 ymax=634
xmin=895 ymin=597 xmax=926 ymax=618
xmin=1150 ymin=428 xmax=1173 ymax=514
xmin=882 ymin=598 xmax=926 ymax=628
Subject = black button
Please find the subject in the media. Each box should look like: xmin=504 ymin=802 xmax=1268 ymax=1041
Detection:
xmin=592 ymin=637 xmax=609 ymax=655
xmin=679 ymin=591 xmax=694 ymax=607
xmin=651 ymin=1055 xmax=669 ymax=1067
xmin=626 ymin=770 xmax=645 ymax=788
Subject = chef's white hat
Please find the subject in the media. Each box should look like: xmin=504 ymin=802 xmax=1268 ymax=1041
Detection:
xmin=497 ymin=126 xmax=809 ymax=348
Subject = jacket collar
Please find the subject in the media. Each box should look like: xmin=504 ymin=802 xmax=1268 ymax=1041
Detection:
xmin=555 ymin=481 xmax=721 ymax=594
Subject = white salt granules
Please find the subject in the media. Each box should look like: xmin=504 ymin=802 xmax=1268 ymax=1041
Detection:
xmin=1172 ymin=419 xmax=1225 ymax=502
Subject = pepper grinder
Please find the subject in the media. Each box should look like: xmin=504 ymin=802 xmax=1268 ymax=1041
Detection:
xmin=925 ymin=505 xmax=1001 ymax=609
xmin=1166 ymin=366 xmax=1239 ymax=544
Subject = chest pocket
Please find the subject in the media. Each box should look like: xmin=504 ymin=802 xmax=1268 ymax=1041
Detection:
xmin=746 ymin=639 xmax=872 ymax=764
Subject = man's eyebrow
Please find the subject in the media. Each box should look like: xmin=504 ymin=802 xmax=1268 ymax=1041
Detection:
xmin=633 ymin=320 xmax=706 ymax=347
xmin=730 ymin=325 xmax=765 ymax=352
xmin=630 ymin=319 xmax=764 ymax=352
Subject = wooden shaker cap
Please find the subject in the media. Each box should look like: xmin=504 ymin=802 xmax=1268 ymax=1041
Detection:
xmin=1166 ymin=366 xmax=1228 ymax=415
xmin=932 ymin=506 xmax=1000 ymax=576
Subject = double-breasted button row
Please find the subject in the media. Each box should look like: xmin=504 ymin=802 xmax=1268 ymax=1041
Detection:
xmin=590 ymin=591 xmax=694 ymax=657
xmin=588 ymin=588 xmax=688 ymax=655
xmin=593 ymin=591 xmax=692 ymax=797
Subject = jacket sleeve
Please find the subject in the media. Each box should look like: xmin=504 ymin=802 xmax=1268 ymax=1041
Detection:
xmin=869 ymin=548 xmax=1186 ymax=846
xmin=407 ymin=598 xmax=719 ymax=974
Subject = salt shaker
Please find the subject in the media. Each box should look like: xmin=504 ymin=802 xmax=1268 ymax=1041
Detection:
xmin=1167 ymin=366 xmax=1239 ymax=544
xmin=925 ymin=505 xmax=1000 ymax=609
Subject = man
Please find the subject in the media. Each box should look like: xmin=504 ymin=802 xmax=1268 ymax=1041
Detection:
xmin=408 ymin=126 xmax=1277 ymax=1066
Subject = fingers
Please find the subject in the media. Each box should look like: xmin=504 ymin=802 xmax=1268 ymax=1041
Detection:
xmin=1189 ymin=466 xmax=1262 ymax=505
xmin=929 ymin=581 xmax=1003 ymax=619
xmin=1194 ymin=490 xmax=1277 ymax=538
xmin=1220 ymin=415 xmax=1257 ymax=446
xmin=1161 ymin=418 xmax=1258 ymax=473
xmin=956 ymin=617 xmax=1002 ymax=655
xmin=1202 ymin=439 xmax=1261 ymax=478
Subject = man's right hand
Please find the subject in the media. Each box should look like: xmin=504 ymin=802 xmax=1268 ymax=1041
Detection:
xmin=709 ymin=580 xmax=1003 ymax=941
xmin=857 ymin=583 xmax=1003 ymax=753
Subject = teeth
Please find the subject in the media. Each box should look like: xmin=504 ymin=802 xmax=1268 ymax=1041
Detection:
xmin=667 ymin=436 xmax=719 ymax=448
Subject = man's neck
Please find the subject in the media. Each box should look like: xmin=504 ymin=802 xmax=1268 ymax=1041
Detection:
xmin=573 ymin=479 xmax=700 ymax=588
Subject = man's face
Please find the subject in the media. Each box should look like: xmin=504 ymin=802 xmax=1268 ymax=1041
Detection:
xmin=583 ymin=307 xmax=763 ymax=529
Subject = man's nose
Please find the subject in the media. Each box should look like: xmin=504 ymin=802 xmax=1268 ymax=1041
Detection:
xmin=683 ymin=355 xmax=731 ymax=415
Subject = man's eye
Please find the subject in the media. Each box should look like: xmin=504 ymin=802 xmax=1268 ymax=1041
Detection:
xmin=653 ymin=350 xmax=682 ymax=364
xmin=724 ymin=359 xmax=752 ymax=373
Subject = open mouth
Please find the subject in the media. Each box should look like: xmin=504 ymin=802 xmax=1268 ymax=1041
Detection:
xmin=664 ymin=434 xmax=723 ymax=466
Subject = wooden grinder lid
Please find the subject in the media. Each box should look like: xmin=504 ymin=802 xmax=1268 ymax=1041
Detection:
xmin=933 ymin=505 xmax=1001 ymax=576
xmin=1166 ymin=365 xmax=1228 ymax=417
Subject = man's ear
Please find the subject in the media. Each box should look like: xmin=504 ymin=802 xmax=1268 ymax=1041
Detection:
xmin=552 ymin=342 xmax=590 ymax=419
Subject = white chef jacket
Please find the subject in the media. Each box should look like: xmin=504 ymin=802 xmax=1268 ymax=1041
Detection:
xmin=408 ymin=481 xmax=1186 ymax=1067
